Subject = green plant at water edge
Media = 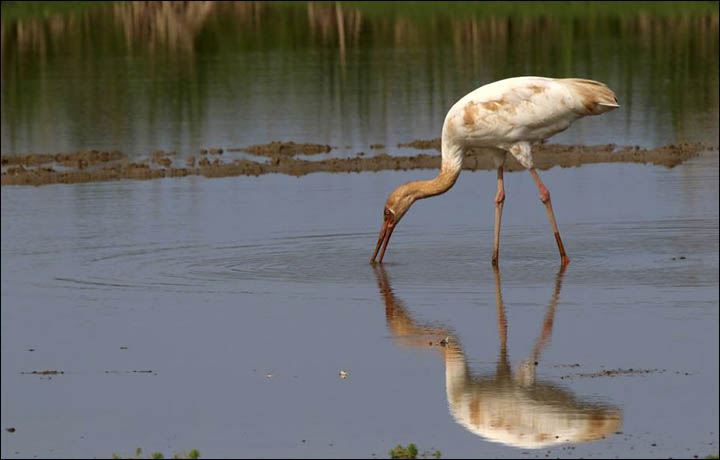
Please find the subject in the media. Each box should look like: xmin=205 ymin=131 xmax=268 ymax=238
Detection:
xmin=390 ymin=444 xmax=419 ymax=459
xmin=389 ymin=443 xmax=442 ymax=459
xmin=151 ymin=453 xmax=164 ymax=460
xmin=180 ymin=450 xmax=200 ymax=460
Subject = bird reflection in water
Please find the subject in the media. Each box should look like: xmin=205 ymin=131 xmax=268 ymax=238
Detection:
xmin=372 ymin=265 xmax=622 ymax=449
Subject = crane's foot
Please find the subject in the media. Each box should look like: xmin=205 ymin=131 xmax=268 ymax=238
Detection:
xmin=554 ymin=231 xmax=570 ymax=267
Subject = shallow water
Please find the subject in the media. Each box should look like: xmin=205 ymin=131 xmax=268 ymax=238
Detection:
xmin=1 ymin=2 xmax=719 ymax=459
xmin=2 ymin=150 xmax=718 ymax=458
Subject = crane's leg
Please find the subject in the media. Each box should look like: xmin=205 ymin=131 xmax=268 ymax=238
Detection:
xmin=492 ymin=166 xmax=505 ymax=266
xmin=529 ymin=169 xmax=570 ymax=266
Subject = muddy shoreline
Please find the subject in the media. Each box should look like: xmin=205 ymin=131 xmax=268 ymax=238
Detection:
xmin=230 ymin=141 xmax=333 ymax=156
xmin=1 ymin=141 xmax=712 ymax=186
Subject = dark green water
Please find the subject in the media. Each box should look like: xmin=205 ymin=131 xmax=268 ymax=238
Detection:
xmin=1 ymin=2 xmax=718 ymax=156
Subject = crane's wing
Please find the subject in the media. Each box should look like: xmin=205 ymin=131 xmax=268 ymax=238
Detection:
xmin=445 ymin=77 xmax=617 ymax=147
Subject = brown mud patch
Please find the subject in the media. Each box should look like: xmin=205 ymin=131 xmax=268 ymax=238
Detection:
xmin=151 ymin=150 xmax=175 ymax=158
xmin=398 ymin=139 xmax=441 ymax=150
xmin=231 ymin=141 xmax=332 ymax=156
xmin=151 ymin=157 xmax=173 ymax=168
xmin=1 ymin=149 xmax=126 ymax=168
xmin=488 ymin=142 xmax=711 ymax=171
xmin=397 ymin=138 xmax=711 ymax=169
xmin=1 ymin=142 xmax=711 ymax=186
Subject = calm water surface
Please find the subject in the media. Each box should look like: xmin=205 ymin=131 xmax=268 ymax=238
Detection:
xmin=1 ymin=2 xmax=719 ymax=459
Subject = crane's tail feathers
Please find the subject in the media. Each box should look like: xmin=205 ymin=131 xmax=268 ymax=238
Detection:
xmin=560 ymin=78 xmax=619 ymax=114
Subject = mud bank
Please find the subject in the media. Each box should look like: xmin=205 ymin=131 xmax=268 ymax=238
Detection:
xmin=398 ymin=139 xmax=441 ymax=150
xmin=1 ymin=142 xmax=711 ymax=186
xmin=398 ymin=138 xmax=711 ymax=169
xmin=229 ymin=141 xmax=333 ymax=156
xmin=1 ymin=149 xmax=126 ymax=168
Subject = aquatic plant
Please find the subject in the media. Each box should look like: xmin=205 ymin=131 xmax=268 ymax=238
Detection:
xmin=390 ymin=443 xmax=419 ymax=459
xmin=389 ymin=443 xmax=442 ymax=459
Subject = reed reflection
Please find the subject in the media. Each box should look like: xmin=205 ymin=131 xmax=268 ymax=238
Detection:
xmin=372 ymin=265 xmax=622 ymax=449
xmin=1 ymin=2 xmax=717 ymax=154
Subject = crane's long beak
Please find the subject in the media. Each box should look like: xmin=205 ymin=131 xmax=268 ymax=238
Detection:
xmin=371 ymin=213 xmax=395 ymax=263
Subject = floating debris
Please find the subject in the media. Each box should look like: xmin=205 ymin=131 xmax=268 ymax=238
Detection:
xmin=104 ymin=370 xmax=155 ymax=375
xmin=562 ymin=367 xmax=666 ymax=379
xmin=20 ymin=370 xmax=63 ymax=375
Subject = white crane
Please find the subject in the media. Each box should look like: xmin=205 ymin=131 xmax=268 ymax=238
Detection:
xmin=371 ymin=76 xmax=619 ymax=266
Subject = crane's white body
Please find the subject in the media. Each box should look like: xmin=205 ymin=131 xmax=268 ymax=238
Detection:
xmin=440 ymin=76 xmax=618 ymax=170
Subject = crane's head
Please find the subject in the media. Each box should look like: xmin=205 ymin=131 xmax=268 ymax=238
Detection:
xmin=371 ymin=183 xmax=417 ymax=263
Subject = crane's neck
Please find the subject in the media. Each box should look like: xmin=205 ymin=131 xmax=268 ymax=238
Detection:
xmin=411 ymin=139 xmax=463 ymax=200
xmin=382 ymin=137 xmax=463 ymax=228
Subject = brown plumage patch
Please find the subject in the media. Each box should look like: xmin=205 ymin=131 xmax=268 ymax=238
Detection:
xmin=445 ymin=118 xmax=457 ymax=137
xmin=529 ymin=84 xmax=545 ymax=94
xmin=579 ymin=412 xmax=621 ymax=441
xmin=463 ymin=102 xmax=477 ymax=126
xmin=481 ymin=99 xmax=505 ymax=111
xmin=469 ymin=399 xmax=484 ymax=427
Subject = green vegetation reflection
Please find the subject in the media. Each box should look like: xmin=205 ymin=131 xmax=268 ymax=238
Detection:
xmin=1 ymin=1 xmax=717 ymax=153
